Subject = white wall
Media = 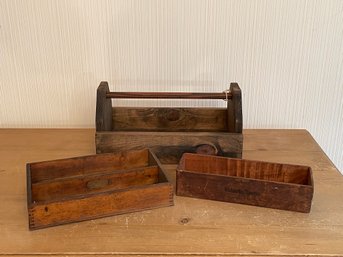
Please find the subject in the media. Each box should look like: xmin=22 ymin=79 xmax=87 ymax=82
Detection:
xmin=0 ymin=0 xmax=342 ymax=173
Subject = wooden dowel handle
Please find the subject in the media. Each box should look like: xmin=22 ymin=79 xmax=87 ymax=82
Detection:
xmin=106 ymin=92 xmax=232 ymax=100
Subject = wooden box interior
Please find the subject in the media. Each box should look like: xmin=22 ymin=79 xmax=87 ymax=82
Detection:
xmin=176 ymin=153 xmax=314 ymax=212
xmin=27 ymin=149 xmax=169 ymax=207
xmin=178 ymin=153 xmax=313 ymax=186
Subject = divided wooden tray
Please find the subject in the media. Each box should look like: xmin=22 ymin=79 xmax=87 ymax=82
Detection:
xmin=27 ymin=149 xmax=173 ymax=230
xmin=176 ymin=153 xmax=313 ymax=212
xmin=95 ymin=81 xmax=243 ymax=163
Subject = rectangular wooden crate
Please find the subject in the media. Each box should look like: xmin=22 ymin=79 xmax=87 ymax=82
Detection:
xmin=27 ymin=149 xmax=173 ymax=230
xmin=176 ymin=153 xmax=314 ymax=213
xmin=95 ymin=81 xmax=243 ymax=163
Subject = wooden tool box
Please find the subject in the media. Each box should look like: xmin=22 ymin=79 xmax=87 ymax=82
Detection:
xmin=95 ymin=81 xmax=243 ymax=163
xmin=27 ymin=149 xmax=173 ymax=230
xmin=176 ymin=153 xmax=314 ymax=213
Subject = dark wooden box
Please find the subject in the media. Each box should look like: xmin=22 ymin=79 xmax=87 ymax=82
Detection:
xmin=95 ymin=81 xmax=243 ymax=163
xmin=176 ymin=153 xmax=314 ymax=213
xmin=27 ymin=149 xmax=173 ymax=230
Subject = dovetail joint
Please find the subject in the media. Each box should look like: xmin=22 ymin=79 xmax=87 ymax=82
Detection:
xmin=28 ymin=209 xmax=35 ymax=227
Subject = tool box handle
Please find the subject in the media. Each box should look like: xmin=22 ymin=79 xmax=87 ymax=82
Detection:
xmin=96 ymin=81 xmax=242 ymax=133
xmin=105 ymin=91 xmax=232 ymax=100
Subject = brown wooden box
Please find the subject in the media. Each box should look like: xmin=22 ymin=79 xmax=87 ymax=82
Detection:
xmin=95 ymin=81 xmax=243 ymax=163
xmin=27 ymin=149 xmax=173 ymax=230
xmin=176 ymin=153 xmax=314 ymax=213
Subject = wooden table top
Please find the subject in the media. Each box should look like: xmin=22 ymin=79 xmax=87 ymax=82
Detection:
xmin=0 ymin=129 xmax=342 ymax=257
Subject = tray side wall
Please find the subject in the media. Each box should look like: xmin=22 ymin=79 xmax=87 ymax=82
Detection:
xmin=30 ymin=166 xmax=159 ymax=202
xmin=29 ymin=149 xmax=149 ymax=183
xmin=176 ymin=171 xmax=313 ymax=213
xmin=29 ymin=183 xmax=173 ymax=230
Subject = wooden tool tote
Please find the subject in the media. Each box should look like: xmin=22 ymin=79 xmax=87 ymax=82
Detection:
xmin=95 ymin=81 xmax=243 ymax=163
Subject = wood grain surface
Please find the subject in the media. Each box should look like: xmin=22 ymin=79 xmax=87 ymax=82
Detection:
xmin=112 ymin=107 xmax=229 ymax=132
xmin=96 ymin=131 xmax=243 ymax=163
xmin=0 ymin=129 xmax=343 ymax=256
xmin=31 ymin=165 xmax=159 ymax=202
xmin=96 ymin=82 xmax=113 ymax=132
xmin=27 ymin=149 xmax=173 ymax=230
xmin=227 ymin=83 xmax=243 ymax=133
xmin=176 ymin=153 xmax=313 ymax=213
xmin=96 ymin=82 xmax=243 ymax=162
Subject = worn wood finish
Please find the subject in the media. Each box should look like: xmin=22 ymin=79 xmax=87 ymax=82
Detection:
xmin=2 ymin=129 xmax=343 ymax=257
xmin=227 ymin=83 xmax=243 ymax=133
xmin=112 ymin=107 xmax=228 ymax=132
xmin=96 ymin=131 xmax=243 ymax=163
xmin=29 ymin=149 xmax=149 ymax=183
xmin=176 ymin=153 xmax=313 ymax=213
xmin=27 ymin=149 xmax=173 ymax=230
xmin=96 ymin=81 xmax=113 ymax=131
xmin=31 ymin=166 xmax=159 ymax=202
xmin=29 ymin=183 xmax=173 ymax=230
xmin=96 ymin=82 xmax=243 ymax=161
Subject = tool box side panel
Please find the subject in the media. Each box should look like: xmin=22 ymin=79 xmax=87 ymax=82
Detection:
xmin=176 ymin=171 xmax=313 ymax=213
xmin=112 ymin=107 xmax=229 ymax=132
xmin=95 ymin=131 xmax=243 ymax=163
xmin=227 ymin=83 xmax=243 ymax=133
xmin=28 ymin=183 xmax=173 ymax=230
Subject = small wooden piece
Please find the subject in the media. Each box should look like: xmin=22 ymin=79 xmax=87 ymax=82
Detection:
xmin=96 ymin=81 xmax=113 ymax=131
xmin=176 ymin=153 xmax=314 ymax=213
xmin=95 ymin=81 xmax=243 ymax=163
xmin=227 ymin=83 xmax=243 ymax=133
xmin=27 ymin=149 xmax=173 ymax=230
